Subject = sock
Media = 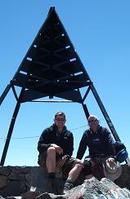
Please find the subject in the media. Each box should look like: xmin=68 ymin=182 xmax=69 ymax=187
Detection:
xmin=64 ymin=179 xmax=74 ymax=190
xmin=66 ymin=178 xmax=73 ymax=183
xmin=65 ymin=178 xmax=74 ymax=186
xmin=48 ymin=172 xmax=55 ymax=179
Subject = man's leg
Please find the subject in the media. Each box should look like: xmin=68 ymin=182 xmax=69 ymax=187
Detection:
xmin=64 ymin=163 xmax=84 ymax=191
xmin=46 ymin=147 xmax=58 ymax=193
xmin=46 ymin=146 xmax=56 ymax=174
xmin=38 ymin=148 xmax=59 ymax=194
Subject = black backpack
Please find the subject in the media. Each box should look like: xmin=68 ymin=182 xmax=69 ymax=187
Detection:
xmin=114 ymin=141 xmax=128 ymax=163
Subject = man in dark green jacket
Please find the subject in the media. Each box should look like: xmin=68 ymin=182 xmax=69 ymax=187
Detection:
xmin=37 ymin=111 xmax=80 ymax=194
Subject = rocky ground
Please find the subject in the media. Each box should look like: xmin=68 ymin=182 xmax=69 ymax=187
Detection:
xmin=1 ymin=177 xmax=130 ymax=199
xmin=0 ymin=165 xmax=130 ymax=199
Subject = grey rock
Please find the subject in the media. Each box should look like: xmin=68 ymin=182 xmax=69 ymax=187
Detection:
xmin=0 ymin=166 xmax=130 ymax=198
xmin=62 ymin=177 xmax=130 ymax=199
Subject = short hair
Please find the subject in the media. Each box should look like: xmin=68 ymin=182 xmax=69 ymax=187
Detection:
xmin=88 ymin=115 xmax=99 ymax=122
xmin=54 ymin=112 xmax=66 ymax=120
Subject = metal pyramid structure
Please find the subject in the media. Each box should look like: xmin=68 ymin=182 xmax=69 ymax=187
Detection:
xmin=0 ymin=7 xmax=120 ymax=165
xmin=2 ymin=7 xmax=91 ymax=103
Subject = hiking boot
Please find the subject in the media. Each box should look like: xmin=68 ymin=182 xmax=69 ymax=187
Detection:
xmin=63 ymin=181 xmax=74 ymax=193
xmin=47 ymin=178 xmax=61 ymax=195
xmin=47 ymin=178 xmax=55 ymax=193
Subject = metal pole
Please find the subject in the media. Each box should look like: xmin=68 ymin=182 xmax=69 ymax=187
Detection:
xmin=90 ymin=83 xmax=120 ymax=141
xmin=82 ymin=103 xmax=90 ymax=120
xmin=0 ymin=84 xmax=11 ymax=105
xmin=0 ymin=88 xmax=25 ymax=166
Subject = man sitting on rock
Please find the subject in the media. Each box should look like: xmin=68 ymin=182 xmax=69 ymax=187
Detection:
xmin=37 ymin=111 xmax=83 ymax=194
xmin=64 ymin=115 xmax=123 ymax=192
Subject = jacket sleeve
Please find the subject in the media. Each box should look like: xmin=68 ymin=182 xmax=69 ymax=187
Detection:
xmin=67 ymin=133 xmax=74 ymax=156
xmin=37 ymin=129 xmax=51 ymax=152
xmin=104 ymin=128 xmax=115 ymax=156
xmin=64 ymin=132 xmax=74 ymax=157
xmin=76 ymin=131 xmax=88 ymax=159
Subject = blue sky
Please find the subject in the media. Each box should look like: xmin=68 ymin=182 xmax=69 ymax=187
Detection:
xmin=0 ymin=1 xmax=130 ymax=166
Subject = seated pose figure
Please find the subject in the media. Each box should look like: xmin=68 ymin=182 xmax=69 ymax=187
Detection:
xmin=64 ymin=115 xmax=121 ymax=191
xmin=37 ymin=111 xmax=82 ymax=194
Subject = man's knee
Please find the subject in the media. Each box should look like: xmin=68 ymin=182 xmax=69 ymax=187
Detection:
xmin=70 ymin=163 xmax=84 ymax=174
xmin=74 ymin=163 xmax=84 ymax=172
xmin=38 ymin=147 xmax=57 ymax=167
xmin=47 ymin=146 xmax=56 ymax=156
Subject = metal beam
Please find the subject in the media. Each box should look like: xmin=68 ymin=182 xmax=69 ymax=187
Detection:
xmin=0 ymin=88 xmax=25 ymax=166
xmin=90 ymin=83 xmax=120 ymax=141
xmin=82 ymin=103 xmax=90 ymax=120
xmin=0 ymin=84 xmax=11 ymax=106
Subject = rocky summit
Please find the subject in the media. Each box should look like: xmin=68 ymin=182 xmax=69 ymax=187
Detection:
xmin=0 ymin=165 xmax=130 ymax=198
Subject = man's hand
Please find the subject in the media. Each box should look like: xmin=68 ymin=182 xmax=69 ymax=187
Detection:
xmin=56 ymin=155 xmax=68 ymax=169
xmin=51 ymin=144 xmax=63 ymax=155
xmin=106 ymin=157 xmax=117 ymax=169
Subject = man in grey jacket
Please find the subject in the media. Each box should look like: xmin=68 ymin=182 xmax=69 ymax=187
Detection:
xmin=64 ymin=115 xmax=117 ymax=192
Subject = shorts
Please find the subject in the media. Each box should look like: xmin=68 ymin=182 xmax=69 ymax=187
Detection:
xmin=38 ymin=152 xmax=63 ymax=167
xmin=82 ymin=157 xmax=92 ymax=176
xmin=62 ymin=157 xmax=79 ymax=179
xmin=89 ymin=157 xmax=106 ymax=179
xmin=37 ymin=151 xmax=47 ymax=167
xmin=38 ymin=152 xmax=80 ymax=180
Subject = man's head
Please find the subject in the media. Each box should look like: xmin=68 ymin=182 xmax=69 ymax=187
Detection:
xmin=54 ymin=112 xmax=66 ymax=131
xmin=88 ymin=115 xmax=99 ymax=131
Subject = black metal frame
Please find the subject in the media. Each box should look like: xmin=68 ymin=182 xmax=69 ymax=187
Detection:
xmin=0 ymin=81 xmax=120 ymax=166
xmin=0 ymin=7 xmax=120 ymax=166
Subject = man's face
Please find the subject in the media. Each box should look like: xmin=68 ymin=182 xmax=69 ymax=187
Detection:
xmin=54 ymin=115 xmax=66 ymax=129
xmin=88 ymin=116 xmax=99 ymax=130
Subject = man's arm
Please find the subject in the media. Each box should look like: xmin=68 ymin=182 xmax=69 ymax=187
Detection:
xmin=65 ymin=132 xmax=74 ymax=157
xmin=37 ymin=129 xmax=51 ymax=152
xmin=76 ymin=131 xmax=88 ymax=159
xmin=104 ymin=128 xmax=115 ymax=156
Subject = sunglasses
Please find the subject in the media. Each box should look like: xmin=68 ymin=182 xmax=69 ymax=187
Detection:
xmin=88 ymin=119 xmax=97 ymax=123
xmin=55 ymin=118 xmax=65 ymax=121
